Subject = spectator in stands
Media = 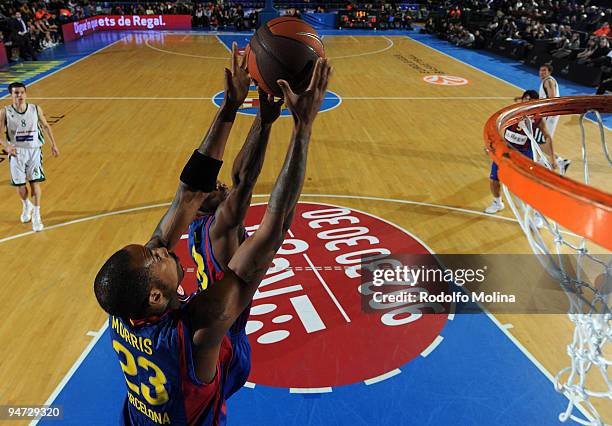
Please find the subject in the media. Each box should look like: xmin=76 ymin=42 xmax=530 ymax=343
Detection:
xmin=234 ymin=5 xmax=245 ymax=31
xmin=286 ymin=8 xmax=301 ymax=18
xmin=402 ymin=11 xmax=413 ymax=30
xmin=427 ymin=0 xmax=610 ymax=88
xmin=548 ymin=23 xmax=560 ymax=39
xmin=33 ymin=15 xmax=57 ymax=48
xmin=203 ymin=4 xmax=212 ymax=28
xmin=424 ymin=17 xmax=435 ymax=34
xmin=584 ymin=37 xmax=611 ymax=67
xmin=448 ymin=24 xmax=462 ymax=43
xmin=457 ymin=29 xmax=475 ymax=48
xmin=568 ymin=32 xmax=582 ymax=50
xmin=574 ymin=37 xmax=597 ymax=63
xmin=473 ymin=30 xmax=486 ymax=49
xmin=596 ymin=57 xmax=612 ymax=95
xmin=551 ymin=32 xmax=581 ymax=59
xmin=193 ymin=5 xmax=204 ymax=28
xmin=45 ymin=13 xmax=61 ymax=42
xmin=487 ymin=17 xmax=499 ymax=33
xmin=210 ymin=10 xmax=219 ymax=31
xmin=248 ymin=10 xmax=257 ymax=30
xmin=19 ymin=3 xmax=34 ymax=21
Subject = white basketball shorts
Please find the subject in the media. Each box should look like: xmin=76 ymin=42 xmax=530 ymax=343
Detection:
xmin=9 ymin=147 xmax=45 ymax=186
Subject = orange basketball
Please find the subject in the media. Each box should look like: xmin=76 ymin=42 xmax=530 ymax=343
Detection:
xmin=245 ymin=17 xmax=325 ymax=97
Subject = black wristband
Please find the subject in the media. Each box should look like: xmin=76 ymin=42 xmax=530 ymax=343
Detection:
xmin=180 ymin=150 xmax=223 ymax=192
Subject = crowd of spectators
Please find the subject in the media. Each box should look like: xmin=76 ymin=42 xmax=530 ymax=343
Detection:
xmin=340 ymin=2 xmax=415 ymax=30
xmin=3 ymin=0 xmax=610 ymax=93
xmin=0 ymin=0 xmax=263 ymax=60
xmin=106 ymin=2 xmax=258 ymax=30
xmin=423 ymin=1 xmax=612 ymax=91
xmin=0 ymin=2 xmax=69 ymax=61
xmin=192 ymin=3 xmax=258 ymax=31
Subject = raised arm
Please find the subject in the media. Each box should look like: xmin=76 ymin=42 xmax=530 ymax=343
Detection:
xmin=209 ymin=90 xmax=283 ymax=243
xmin=147 ymin=44 xmax=249 ymax=251
xmin=187 ymin=59 xmax=332 ymax=383
xmin=197 ymin=43 xmax=249 ymax=159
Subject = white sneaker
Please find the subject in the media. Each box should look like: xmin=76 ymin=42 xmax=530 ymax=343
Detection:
xmin=20 ymin=201 xmax=33 ymax=223
xmin=32 ymin=214 xmax=44 ymax=232
xmin=485 ymin=200 xmax=504 ymax=214
xmin=556 ymin=157 xmax=571 ymax=175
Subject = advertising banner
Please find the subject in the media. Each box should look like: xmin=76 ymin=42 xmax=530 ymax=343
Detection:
xmin=63 ymin=15 xmax=192 ymax=41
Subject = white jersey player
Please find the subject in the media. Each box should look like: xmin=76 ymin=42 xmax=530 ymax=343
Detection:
xmin=538 ymin=64 xmax=571 ymax=173
xmin=0 ymin=82 xmax=59 ymax=232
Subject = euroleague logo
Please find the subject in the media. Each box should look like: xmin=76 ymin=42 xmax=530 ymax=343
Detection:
xmin=423 ymin=75 xmax=469 ymax=86
xmin=212 ymin=85 xmax=342 ymax=117
xmin=176 ymin=202 xmax=449 ymax=388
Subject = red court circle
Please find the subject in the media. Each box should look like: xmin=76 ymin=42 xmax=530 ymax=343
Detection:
xmin=176 ymin=202 xmax=449 ymax=388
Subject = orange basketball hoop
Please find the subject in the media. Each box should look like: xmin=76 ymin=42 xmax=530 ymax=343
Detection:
xmin=484 ymin=96 xmax=612 ymax=250
xmin=484 ymin=95 xmax=611 ymax=426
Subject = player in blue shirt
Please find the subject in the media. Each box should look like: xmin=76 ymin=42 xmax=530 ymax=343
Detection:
xmin=94 ymin=47 xmax=332 ymax=425
xmin=485 ymin=89 xmax=555 ymax=215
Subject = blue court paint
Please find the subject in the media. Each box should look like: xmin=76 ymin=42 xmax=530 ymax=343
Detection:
xmin=38 ymin=311 xmax=585 ymax=425
xmin=38 ymin=329 xmax=124 ymax=426
xmin=212 ymin=84 xmax=341 ymax=116
xmin=229 ymin=312 xmax=582 ymax=426
xmin=217 ymin=34 xmax=252 ymax=51
xmin=407 ymin=31 xmax=611 ymax=128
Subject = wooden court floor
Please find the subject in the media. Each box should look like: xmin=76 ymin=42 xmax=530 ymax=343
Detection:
xmin=0 ymin=34 xmax=609 ymax=422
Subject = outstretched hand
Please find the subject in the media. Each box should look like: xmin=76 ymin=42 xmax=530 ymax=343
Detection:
xmin=258 ymin=88 xmax=284 ymax=124
xmin=224 ymin=42 xmax=250 ymax=109
xmin=277 ymin=58 xmax=332 ymax=126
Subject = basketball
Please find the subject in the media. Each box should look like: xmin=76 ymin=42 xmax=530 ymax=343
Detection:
xmin=245 ymin=17 xmax=325 ymax=97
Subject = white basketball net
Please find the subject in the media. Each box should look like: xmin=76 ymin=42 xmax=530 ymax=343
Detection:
xmin=501 ymin=111 xmax=611 ymax=426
